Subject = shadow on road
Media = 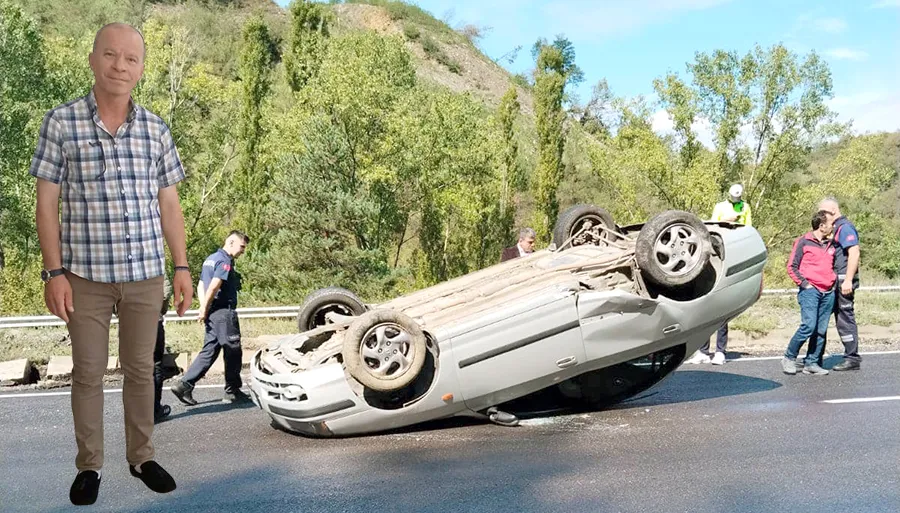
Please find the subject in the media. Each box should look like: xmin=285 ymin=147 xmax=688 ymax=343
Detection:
xmin=271 ymin=368 xmax=782 ymax=440
xmin=43 ymin=445 xmax=624 ymax=513
xmin=606 ymin=369 xmax=782 ymax=409
xmin=160 ymin=399 xmax=257 ymax=423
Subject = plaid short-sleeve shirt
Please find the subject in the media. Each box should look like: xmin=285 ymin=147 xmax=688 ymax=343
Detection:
xmin=29 ymin=90 xmax=186 ymax=283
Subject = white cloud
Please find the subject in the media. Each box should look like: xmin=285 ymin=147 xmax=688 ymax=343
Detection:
xmin=824 ymin=48 xmax=870 ymax=61
xmin=651 ymin=110 xmax=675 ymax=132
xmin=813 ymin=17 xmax=847 ymax=33
xmin=829 ymin=92 xmax=900 ymax=134
xmin=871 ymin=0 xmax=900 ymax=7
xmin=542 ymin=0 xmax=731 ymax=41
xmin=650 ymin=109 xmax=717 ymax=149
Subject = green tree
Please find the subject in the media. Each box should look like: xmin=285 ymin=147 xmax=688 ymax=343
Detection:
xmin=494 ymin=86 xmax=521 ymax=247
xmin=283 ymin=0 xmax=330 ymax=92
xmin=0 ymin=0 xmax=47 ymax=270
xmin=531 ymin=42 xmax=568 ymax=241
xmin=655 ymin=44 xmax=846 ymax=246
xmin=531 ymin=34 xmax=584 ymax=93
xmin=260 ymin=116 xmax=394 ymax=302
xmin=235 ymin=17 xmax=275 ymax=240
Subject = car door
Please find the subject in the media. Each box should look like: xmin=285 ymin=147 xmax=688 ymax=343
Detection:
xmin=576 ymin=289 xmax=677 ymax=362
xmin=451 ymin=291 xmax=586 ymax=411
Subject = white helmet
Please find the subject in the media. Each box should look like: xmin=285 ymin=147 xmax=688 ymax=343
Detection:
xmin=728 ymin=184 xmax=743 ymax=201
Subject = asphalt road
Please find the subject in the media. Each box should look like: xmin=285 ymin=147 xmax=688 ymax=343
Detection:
xmin=1 ymin=353 xmax=898 ymax=513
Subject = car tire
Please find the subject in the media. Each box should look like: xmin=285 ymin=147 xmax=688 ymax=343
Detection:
xmin=552 ymin=204 xmax=617 ymax=249
xmin=635 ymin=210 xmax=712 ymax=287
xmin=342 ymin=309 xmax=427 ymax=392
xmin=297 ymin=287 xmax=367 ymax=333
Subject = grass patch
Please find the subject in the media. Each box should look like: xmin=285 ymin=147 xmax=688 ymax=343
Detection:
xmin=730 ymin=291 xmax=900 ymax=336
xmin=0 ymin=318 xmax=298 ymax=364
xmin=419 ymin=33 xmax=461 ymax=74
xmin=402 ymin=22 xmax=420 ymax=40
xmin=346 ymin=0 xmax=457 ymax=40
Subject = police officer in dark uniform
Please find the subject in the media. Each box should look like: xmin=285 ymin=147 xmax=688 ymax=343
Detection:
xmin=819 ymin=197 xmax=862 ymax=371
xmin=171 ymin=230 xmax=251 ymax=404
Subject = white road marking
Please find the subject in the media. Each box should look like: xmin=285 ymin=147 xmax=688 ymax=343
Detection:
xmin=822 ymin=396 xmax=900 ymax=404
xmin=722 ymin=350 xmax=900 ymax=363
xmin=0 ymin=383 xmax=235 ymax=400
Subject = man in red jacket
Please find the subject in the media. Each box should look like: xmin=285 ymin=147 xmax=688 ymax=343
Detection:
xmin=783 ymin=210 xmax=836 ymax=376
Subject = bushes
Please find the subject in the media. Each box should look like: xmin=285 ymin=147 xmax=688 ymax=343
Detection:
xmin=0 ymin=255 xmax=45 ymax=315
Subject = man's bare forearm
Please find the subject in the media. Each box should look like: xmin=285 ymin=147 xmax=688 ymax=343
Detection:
xmin=202 ymin=278 xmax=222 ymax=312
xmin=205 ymin=280 xmax=222 ymax=306
xmin=158 ymin=186 xmax=188 ymax=268
xmin=197 ymin=281 xmax=206 ymax=308
xmin=35 ymin=179 xmax=62 ymax=269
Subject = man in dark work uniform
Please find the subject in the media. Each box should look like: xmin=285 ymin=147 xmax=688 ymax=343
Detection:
xmin=171 ymin=231 xmax=250 ymax=404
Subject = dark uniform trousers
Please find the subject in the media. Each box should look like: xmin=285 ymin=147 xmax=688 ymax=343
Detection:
xmin=182 ymin=308 xmax=243 ymax=393
xmin=154 ymin=319 xmax=166 ymax=413
xmin=831 ymin=275 xmax=860 ymax=362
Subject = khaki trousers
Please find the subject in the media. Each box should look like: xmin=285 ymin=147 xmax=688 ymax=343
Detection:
xmin=66 ymin=272 xmax=164 ymax=470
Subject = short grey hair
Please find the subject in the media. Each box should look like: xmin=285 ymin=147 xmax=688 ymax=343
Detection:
xmin=518 ymin=227 xmax=536 ymax=240
xmin=820 ymin=196 xmax=840 ymax=208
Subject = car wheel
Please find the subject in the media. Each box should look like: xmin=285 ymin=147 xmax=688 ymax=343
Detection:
xmin=297 ymin=287 xmax=367 ymax=333
xmin=342 ymin=309 xmax=427 ymax=392
xmin=635 ymin=210 xmax=712 ymax=287
xmin=552 ymin=204 xmax=617 ymax=249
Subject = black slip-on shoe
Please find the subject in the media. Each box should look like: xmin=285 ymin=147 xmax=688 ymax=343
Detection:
xmin=129 ymin=461 xmax=176 ymax=494
xmin=70 ymin=470 xmax=101 ymax=506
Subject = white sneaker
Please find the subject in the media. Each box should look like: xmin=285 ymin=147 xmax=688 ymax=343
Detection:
xmin=711 ymin=352 xmax=726 ymax=365
xmin=685 ymin=351 xmax=711 ymax=364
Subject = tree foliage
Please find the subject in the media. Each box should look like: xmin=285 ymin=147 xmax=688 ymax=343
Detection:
xmin=235 ymin=17 xmax=276 ymax=240
xmin=531 ymin=41 xmax=569 ymax=242
xmin=283 ymin=0 xmax=330 ymax=92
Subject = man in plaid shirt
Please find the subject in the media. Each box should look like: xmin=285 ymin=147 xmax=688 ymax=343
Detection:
xmin=30 ymin=23 xmax=193 ymax=506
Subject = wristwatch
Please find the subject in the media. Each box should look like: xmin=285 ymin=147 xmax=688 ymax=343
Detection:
xmin=41 ymin=268 xmax=65 ymax=283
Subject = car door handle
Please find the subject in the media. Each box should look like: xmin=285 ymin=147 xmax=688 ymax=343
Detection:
xmin=663 ymin=324 xmax=681 ymax=335
xmin=556 ymin=356 xmax=578 ymax=368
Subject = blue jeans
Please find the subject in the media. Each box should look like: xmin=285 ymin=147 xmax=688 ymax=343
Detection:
xmin=785 ymin=287 xmax=835 ymax=364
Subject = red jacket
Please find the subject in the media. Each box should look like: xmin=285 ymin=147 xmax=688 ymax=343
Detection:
xmin=787 ymin=232 xmax=836 ymax=292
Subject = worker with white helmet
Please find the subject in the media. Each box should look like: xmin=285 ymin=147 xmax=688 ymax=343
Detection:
xmin=711 ymin=184 xmax=752 ymax=226
xmin=686 ymin=183 xmax=753 ymax=365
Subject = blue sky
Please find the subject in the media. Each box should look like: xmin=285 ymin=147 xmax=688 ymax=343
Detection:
xmin=280 ymin=0 xmax=900 ymax=134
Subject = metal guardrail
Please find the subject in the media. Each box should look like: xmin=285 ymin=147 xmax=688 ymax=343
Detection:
xmin=760 ymin=285 xmax=900 ymax=295
xmin=2 ymin=285 xmax=899 ymax=329
xmin=0 ymin=306 xmax=302 ymax=329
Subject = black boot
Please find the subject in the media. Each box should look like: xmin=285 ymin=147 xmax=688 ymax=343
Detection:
xmin=170 ymin=380 xmax=197 ymax=406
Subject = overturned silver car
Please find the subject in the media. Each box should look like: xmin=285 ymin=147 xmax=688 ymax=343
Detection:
xmin=249 ymin=205 xmax=767 ymax=436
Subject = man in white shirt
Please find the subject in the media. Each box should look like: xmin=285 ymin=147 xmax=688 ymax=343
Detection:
xmin=501 ymin=228 xmax=536 ymax=262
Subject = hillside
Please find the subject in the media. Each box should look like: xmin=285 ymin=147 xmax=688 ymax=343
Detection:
xmin=328 ymin=2 xmax=535 ymax=114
